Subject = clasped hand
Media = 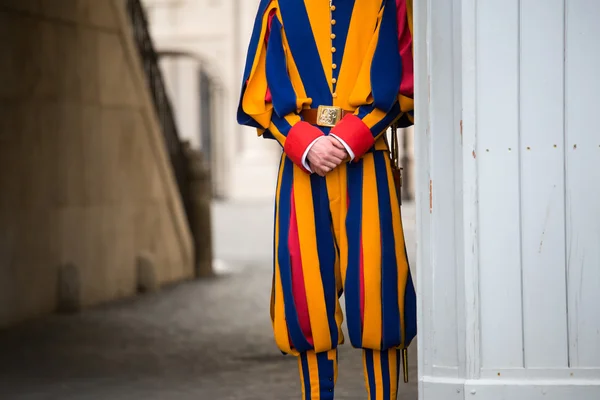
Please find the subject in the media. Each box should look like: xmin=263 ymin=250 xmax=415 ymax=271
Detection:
xmin=306 ymin=136 xmax=349 ymax=177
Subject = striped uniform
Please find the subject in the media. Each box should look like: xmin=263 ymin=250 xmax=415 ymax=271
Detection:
xmin=237 ymin=0 xmax=416 ymax=398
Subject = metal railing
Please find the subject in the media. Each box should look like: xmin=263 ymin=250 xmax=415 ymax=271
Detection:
xmin=125 ymin=0 xmax=192 ymax=222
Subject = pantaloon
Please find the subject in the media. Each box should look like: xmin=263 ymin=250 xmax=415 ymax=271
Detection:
xmin=271 ymin=142 xmax=415 ymax=399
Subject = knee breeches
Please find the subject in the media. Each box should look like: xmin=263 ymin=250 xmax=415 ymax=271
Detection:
xmin=271 ymin=150 xmax=417 ymax=355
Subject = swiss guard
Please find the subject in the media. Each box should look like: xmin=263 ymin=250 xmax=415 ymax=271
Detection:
xmin=237 ymin=0 xmax=416 ymax=398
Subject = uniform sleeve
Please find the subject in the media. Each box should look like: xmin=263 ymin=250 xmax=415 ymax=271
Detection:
xmin=237 ymin=0 xmax=323 ymax=173
xmin=330 ymin=0 xmax=414 ymax=161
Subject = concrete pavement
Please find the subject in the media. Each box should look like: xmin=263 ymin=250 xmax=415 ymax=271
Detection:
xmin=0 ymin=201 xmax=417 ymax=399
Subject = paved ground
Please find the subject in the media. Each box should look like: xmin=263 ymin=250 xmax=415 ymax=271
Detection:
xmin=0 ymin=201 xmax=417 ymax=400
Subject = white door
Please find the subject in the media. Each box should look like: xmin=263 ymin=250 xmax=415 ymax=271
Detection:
xmin=415 ymin=1 xmax=600 ymax=399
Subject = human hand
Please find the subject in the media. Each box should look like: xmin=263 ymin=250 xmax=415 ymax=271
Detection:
xmin=306 ymin=136 xmax=348 ymax=177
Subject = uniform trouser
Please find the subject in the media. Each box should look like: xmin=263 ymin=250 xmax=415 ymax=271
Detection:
xmin=271 ymin=148 xmax=412 ymax=399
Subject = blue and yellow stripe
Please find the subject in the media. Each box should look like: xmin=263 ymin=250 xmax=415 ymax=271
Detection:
xmin=363 ymin=349 xmax=401 ymax=400
xmin=298 ymin=350 xmax=338 ymax=400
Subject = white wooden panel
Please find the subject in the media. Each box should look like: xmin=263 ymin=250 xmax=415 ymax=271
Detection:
xmin=413 ymin=0 xmax=433 ymax=379
xmin=451 ymin=0 xmax=466 ymax=378
xmin=429 ymin=0 xmax=459 ymax=370
xmin=565 ymin=0 xmax=600 ymax=369
xmin=476 ymin=0 xmax=524 ymax=368
xmin=421 ymin=379 xmax=464 ymax=400
xmin=480 ymin=367 xmax=600 ymax=380
xmin=519 ymin=0 xmax=569 ymax=368
xmin=461 ymin=0 xmax=481 ymax=379
xmin=464 ymin=381 xmax=600 ymax=400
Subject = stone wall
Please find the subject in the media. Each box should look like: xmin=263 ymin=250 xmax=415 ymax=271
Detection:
xmin=0 ymin=0 xmax=194 ymax=328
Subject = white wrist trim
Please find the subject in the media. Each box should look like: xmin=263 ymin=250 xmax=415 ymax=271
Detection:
xmin=301 ymin=136 xmax=324 ymax=173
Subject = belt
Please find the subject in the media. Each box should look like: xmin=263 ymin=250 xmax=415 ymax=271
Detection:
xmin=300 ymin=106 xmax=354 ymax=128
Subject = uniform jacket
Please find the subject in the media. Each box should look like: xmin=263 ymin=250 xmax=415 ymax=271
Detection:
xmin=237 ymin=0 xmax=414 ymax=170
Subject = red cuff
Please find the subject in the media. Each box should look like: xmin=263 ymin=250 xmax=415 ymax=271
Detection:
xmin=330 ymin=114 xmax=374 ymax=160
xmin=283 ymin=121 xmax=324 ymax=172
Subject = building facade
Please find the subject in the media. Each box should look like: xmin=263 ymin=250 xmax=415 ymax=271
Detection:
xmin=142 ymin=0 xmax=282 ymax=200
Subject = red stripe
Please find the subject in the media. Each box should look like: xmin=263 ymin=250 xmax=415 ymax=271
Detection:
xmin=289 ymin=187 xmax=314 ymax=346
xmin=396 ymin=0 xmax=414 ymax=98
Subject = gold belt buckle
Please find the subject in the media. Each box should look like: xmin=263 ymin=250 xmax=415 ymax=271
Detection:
xmin=316 ymin=105 xmax=342 ymax=127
